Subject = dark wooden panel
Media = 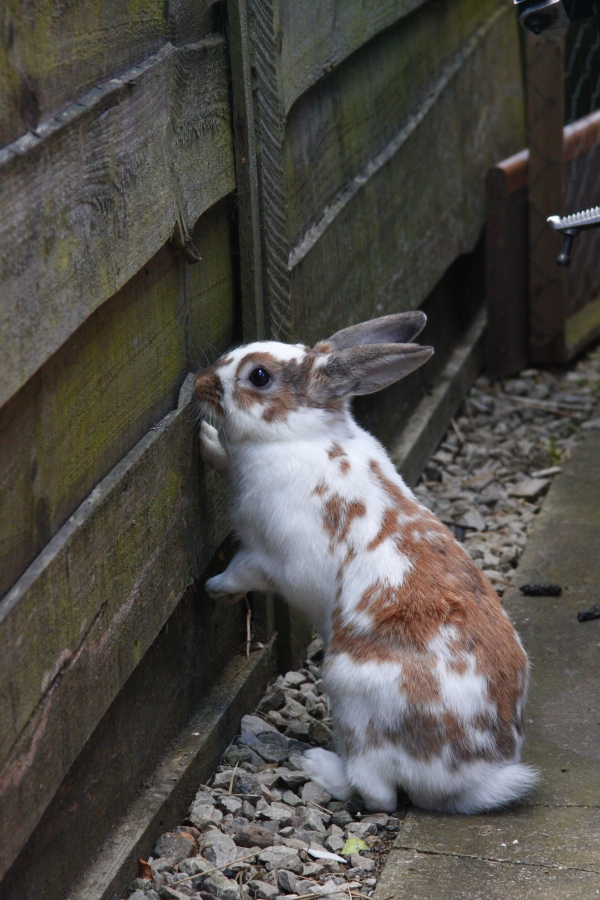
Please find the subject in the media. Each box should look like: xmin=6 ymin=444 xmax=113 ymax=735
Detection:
xmin=283 ymin=0 xmax=502 ymax=247
xmin=290 ymin=3 xmax=524 ymax=344
xmin=525 ymin=29 xmax=567 ymax=365
xmin=353 ymin=234 xmax=486 ymax=453
xmin=0 ymin=198 xmax=236 ymax=602
xmin=0 ymin=37 xmax=235 ymax=410
xmin=0 ymin=0 xmax=215 ymax=148
xmin=0 ymin=381 xmax=229 ymax=881
xmin=485 ymin=150 xmax=529 ymax=378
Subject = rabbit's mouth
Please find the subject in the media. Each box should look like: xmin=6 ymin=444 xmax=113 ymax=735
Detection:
xmin=194 ymin=370 xmax=225 ymax=418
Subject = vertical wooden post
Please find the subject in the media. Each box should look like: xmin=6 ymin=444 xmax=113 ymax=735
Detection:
xmin=526 ymin=30 xmax=567 ymax=365
xmin=228 ymin=0 xmax=266 ymax=341
xmin=246 ymin=0 xmax=293 ymax=341
xmin=485 ymin=150 xmax=529 ymax=377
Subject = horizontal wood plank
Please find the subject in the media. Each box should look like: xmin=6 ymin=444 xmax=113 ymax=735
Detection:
xmin=0 ymin=37 xmax=235 ymax=410
xmin=0 ymin=0 xmax=214 ymax=147
xmin=283 ymin=0 xmax=503 ymax=247
xmin=276 ymin=0 xmax=427 ymax=115
xmin=0 ymin=197 xmax=235 ymax=602
xmin=0 ymin=377 xmax=229 ymax=881
xmin=289 ymin=2 xmax=523 ymax=343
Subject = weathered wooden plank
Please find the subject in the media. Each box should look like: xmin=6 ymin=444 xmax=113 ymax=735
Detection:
xmin=0 ymin=377 xmax=228 ymax=881
xmin=0 ymin=37 xmax=235 ymax=410
xmin=0 ymin=198 xmax=235 ymax=602
xmin=289 ymin=3 xmax=524 ymax=344
xmin=66 ymin=641 xmax=276 ymax=900
xmin=283 ymin=0 xmax=502 ymax=247
xmin=0 ymin=0 xmax=215 ymax=147
xmin=274 ymin=0 xmax=428 ymax=115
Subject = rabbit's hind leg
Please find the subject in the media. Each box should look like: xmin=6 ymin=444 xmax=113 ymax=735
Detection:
xmin=346 ymin=752 xmax=398 ymax=812
xmin=301 ymin=748 xmax=352 ymax=800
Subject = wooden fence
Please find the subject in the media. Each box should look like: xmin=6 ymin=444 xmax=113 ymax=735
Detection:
xmin=0 ymin=2 xmax=526 ymax=898
xmin=487 ymin=27 xmax=600 ymax=376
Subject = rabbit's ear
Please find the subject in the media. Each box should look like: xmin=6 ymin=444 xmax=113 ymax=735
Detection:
xmin=316 ymin=311 xmax=426 ymax=351
xmin=315 ymin=343 xmax=433 ymax=398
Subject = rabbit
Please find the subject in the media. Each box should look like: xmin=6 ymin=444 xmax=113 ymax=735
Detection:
xmin=194 ymin=311 xmax=538 ymax=814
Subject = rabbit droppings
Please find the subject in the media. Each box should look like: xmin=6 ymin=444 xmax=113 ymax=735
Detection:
xmin=195 ymin=312 xmax=538 ymax=815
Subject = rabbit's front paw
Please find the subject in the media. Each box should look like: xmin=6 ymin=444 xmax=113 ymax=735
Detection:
xmin=200 ymin=421 xmax=229 ymax=474
xmin=205 ymin=574 xmax=245 ymax=604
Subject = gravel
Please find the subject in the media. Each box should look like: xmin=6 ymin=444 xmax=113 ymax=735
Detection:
xmin=122 ymin=344 xmax=600 ymax=900
xmin=415 ymin=346 xmax=600 ymax=595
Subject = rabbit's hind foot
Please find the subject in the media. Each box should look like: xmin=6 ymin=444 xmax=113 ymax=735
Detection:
xmin=346 ymin=755 xmax=398 ymax=812
xmin=301 ymin=748 xmax=351 ymax=801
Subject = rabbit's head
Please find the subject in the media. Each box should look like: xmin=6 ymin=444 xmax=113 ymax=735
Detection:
xmin=195 ymin=311 xmax=433 ymax=443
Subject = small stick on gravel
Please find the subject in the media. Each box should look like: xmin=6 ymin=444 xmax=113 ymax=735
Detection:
xmin=229 ymin=762 xmax=239 ymax=794
xmin=245 ymin=595 xmax=252 ymax=659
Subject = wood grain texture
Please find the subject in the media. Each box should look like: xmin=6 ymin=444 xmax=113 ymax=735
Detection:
xmin=276 ymin=0 xmax=427 ymax=115
xmin=0 ymin=37 xmax=235 ymax=410
xmin=283 ymin=0 xmax=501 ymax=247
xmin=249 ymin=0 xmax=292 ymax=338
xmin=290 ymin=2 xmax=525 ymax=344
xmin=0 ymin=378 xmax=229 ymax=881
xmin=0 ymin=199 xmax=236 ymax=602
xmin=0 ymin=0 xmax=215 ymax=147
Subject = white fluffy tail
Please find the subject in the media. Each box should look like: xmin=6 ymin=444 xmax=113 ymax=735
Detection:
xmin=416 ymin=762 xmax=539 ymax=815
xmin=301 ymin=748 xmax=352 ymax=800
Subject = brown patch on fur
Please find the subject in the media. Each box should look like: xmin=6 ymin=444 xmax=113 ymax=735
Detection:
xmin=322 ymin=495 xmax=366 ymax=549
xmin=401 ymin=656 xmax=441 ymax=706
xmin=328 ymin=458 xmax=528 ymax=765
xmin=328 ymin=442 xmax=352 ymax=475
xmin=313 ymin=481 xmax=327 ymax=496
xmin=367 ymin=507 xmax=400 ymax=551
xmin=194 ymin=370 xmax=224 ymax=417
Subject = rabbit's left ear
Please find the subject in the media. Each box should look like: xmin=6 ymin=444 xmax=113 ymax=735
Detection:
xmin=313 ymin=343 xmax=433 ymax=399
xmin=316 ymin=311 xmax=426 ymax=351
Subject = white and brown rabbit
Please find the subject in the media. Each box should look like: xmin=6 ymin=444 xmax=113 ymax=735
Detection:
xmin=195 ymin=312 xmax=537 ymax=814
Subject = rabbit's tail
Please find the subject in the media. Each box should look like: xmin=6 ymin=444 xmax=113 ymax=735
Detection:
xmin=301 ymin=748 xmax=352 ymax=800
xmin=415 ymin=762 xmax=539 ymax=815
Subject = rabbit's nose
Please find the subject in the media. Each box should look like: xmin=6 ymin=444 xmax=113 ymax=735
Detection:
xmin=194 ymin=371 xmax=224 ymax=413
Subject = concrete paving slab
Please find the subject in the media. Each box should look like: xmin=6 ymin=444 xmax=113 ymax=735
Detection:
xmin=375 ymin=431 xmax=600 ymax=899
xmin=377 ymin=849 xmax=600 ymax=900
xmin=396 ymin=805 xmax=600 ymax=869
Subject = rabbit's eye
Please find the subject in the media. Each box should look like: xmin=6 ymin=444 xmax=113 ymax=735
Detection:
xmin=249 ymin=367 xmax=271 ymax=387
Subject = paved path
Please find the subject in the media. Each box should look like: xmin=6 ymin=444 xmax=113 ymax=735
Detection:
xmin=375 ymin=431 xmax=600 ymax=899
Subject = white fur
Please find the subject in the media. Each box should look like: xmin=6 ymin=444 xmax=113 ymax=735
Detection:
xmin=197 ymin=337 xmax=537 ymax=813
